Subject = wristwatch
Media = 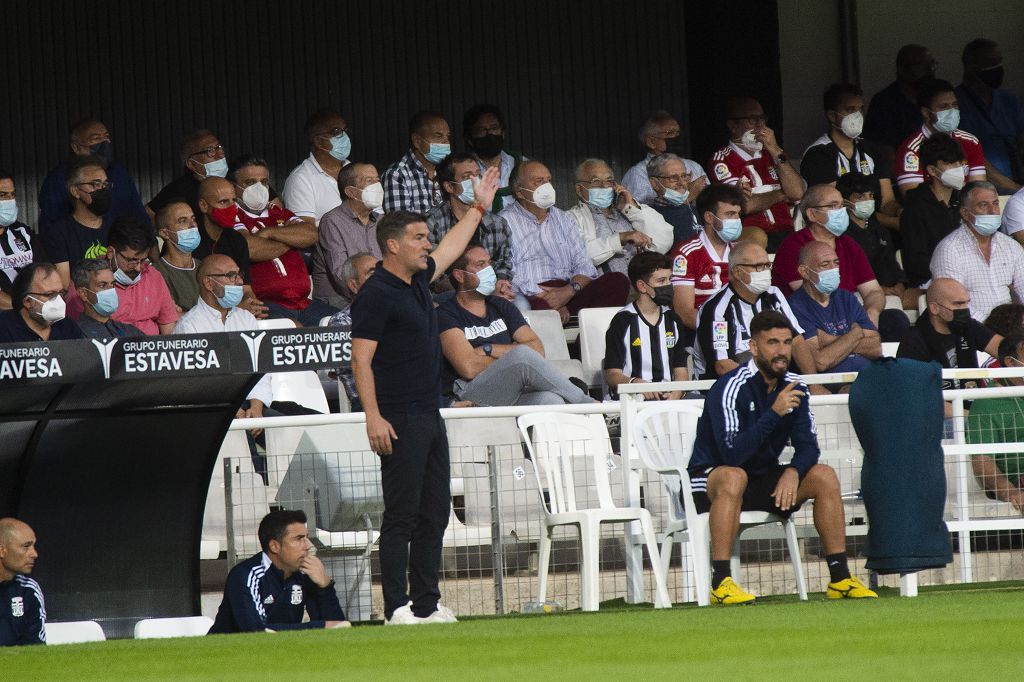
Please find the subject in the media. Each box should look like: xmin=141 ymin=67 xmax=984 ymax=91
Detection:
xmin=482 ymin=343 xmax=493 ymax=357
xmin=775 ymin=151 xmax=788 ymax=164
xmin=569 ymin=281 xmax=583 ymax=294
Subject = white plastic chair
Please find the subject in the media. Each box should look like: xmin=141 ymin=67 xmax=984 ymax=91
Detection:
xmin=632 ymin=402 xmax=807 ymax=606
xmin=46 ymin=620 xmax=106 ymax=645
xmin=523 ymin=309 xmax=586 ymax=382
xmin=517 ymin=412 xmax=671 ymax=611
xmin=134 ymin=616 xmax=214 ymax=639
xmin=578 ymin=306 xmax=621 ymax=389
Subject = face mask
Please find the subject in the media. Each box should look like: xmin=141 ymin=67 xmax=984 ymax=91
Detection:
xmin=649 ymin=283 xmax=674 ymax=307
xmin=216 ymin=283 xmax=244 ymax=309
xmin=86 ymin=187 xmax=112 ymax=216
xmin=87 ymin=287 xmax=119 ymax=316
xmin=978 ymin=65 xmax=1004 ymax=90
xmin=174 ymin=227 xmax=201 ymax=253
xmin=472 ymin=265 xmax=497 ymax=296
xmin=839 ymin=111 xmax=864 ymax=138
xmin=241 ymin=182 xmax=270 ymax=213
xmin=359 ymin=182 xmax=385 ymax=210
xmin=0 ymin=199 xmax=17 ymax=227
xmin=470 ymin=134 xmax=503 ymax=158
xmin=715 ymin=216 xmax=743 ymax=242
xmin=203 ymin=157 xmax=229 ymax=178
xmin=586 ymin=187 xmax=614 ymax=209
xmin=852 ymin=200 xmax=875 ymax=220
xmin=113 ymin=263 xmax=141 ymax=287
xmin=971 ymin=212 xmax=1002 ymax=236
xmin=424 ymin=142 xmax=451 ymax=165
xmin=457 ymin=179 xmax=476 ymax=205
xmin=89 ymin=140 xmax=113 ymax=166
xmin=822 ymin=207 xmax=850 ymax=236
xmin=932 ymin=108 xmax=960 ymax=133
xmin=29 ymin=295 xmax=66 ymax=324
xmin=524 ymin=182 xmax=556 ymax=210
xmin=938 ymin=165 xmax=966 ymax=190
xmin=210 ymin=205 xmax=238 ymax=228
xmin=739 ymin=129 xmax=763 ymax=152
xmin=813 ymin=267 xmax=840 ymax=295
xmin=745 ymin=270 xmax=771 ymax=295
xmin=662 ymin=187 xmax=689 ymax=206
xmin=327 ymin=132 xmax=352 ymax=161
xmin=948 ymin=307 xmax=971 ymax=333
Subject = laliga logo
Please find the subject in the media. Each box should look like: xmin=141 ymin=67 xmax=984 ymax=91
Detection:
xmin=91 ymin=338 xmax=119 ymax=379
xmin=240 ymin=331 xmax=267 ymax=371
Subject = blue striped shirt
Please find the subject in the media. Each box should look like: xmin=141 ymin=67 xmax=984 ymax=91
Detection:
xmin=498 ymin=202 xmax=598 ymax=296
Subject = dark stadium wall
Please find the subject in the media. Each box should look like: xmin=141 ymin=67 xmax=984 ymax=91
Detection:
xmin=2 ymin=0 xmax=781 ymax=228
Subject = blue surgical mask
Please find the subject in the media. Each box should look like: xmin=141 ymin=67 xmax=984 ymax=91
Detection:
xmin=217 ymin=283 xmax=244 ymax=309
xmin=204 ymin=156 xmax=229 ymax=178
xmin=175 ymin=227 xmax=201 ymax=253
xmin=823 ymin=207 xmax=849 ymax=236
xmin=0 ymin=199 xmax=17 ymax=227
xmin=972 ymin=212 xmax=1002 ymax=236
xmin=813 ymin=267 xmax=841 ymax=295
xmin=328 ymin=132 xmax=352 ymax=161
xmin=424 ymin=143 xmax=451 ymax=165
xmin=457 ymin=178 xmax=476 ymax=205
xmin=715 ymin=216 xmax=742 ymax=242
xmin=663 ymin=187 xmax=689 ymax=206
xmin=114 ymin=267 xmax=141 ymax=287
xmin=587 ymin=187 xmax=614 ymax=209
xmin=89 ymin=287 xmax=120 ymax=316
xmin=473 ymin=265 xmax=497 ymax=296
xmin=933 ymin=108 xmax=960 ymax=133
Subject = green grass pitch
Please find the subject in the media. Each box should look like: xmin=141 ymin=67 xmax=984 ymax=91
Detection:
xmin=4 ymin=585 xmax=1022 ymax=680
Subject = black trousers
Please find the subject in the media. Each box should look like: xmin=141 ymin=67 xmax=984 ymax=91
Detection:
xmin=378 ymin=410 xmax=451 ymax=619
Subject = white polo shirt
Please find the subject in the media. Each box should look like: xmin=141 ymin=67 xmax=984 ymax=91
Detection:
xmin=282 ymin=153 xmax=345 ymax=225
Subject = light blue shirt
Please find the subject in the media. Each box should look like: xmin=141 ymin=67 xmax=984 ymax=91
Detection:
xmin=499 ymin=202 xmax=598 ymax=296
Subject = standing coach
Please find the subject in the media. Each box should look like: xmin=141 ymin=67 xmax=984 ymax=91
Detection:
xmin=351 ymin=166 xmax=499 ymax=625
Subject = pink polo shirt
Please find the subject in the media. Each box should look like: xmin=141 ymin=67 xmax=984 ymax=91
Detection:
xmin=111 ymin=266 xmax=179 ymax=335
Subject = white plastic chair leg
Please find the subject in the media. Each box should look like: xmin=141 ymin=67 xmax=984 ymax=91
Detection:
xmin=899 ymin=572 xmax=918 ymax=597
xmin=640 ymin=515 xmax=672 ymax=608
xmin=691 ymin=518 xmax=712 ymax=607
xmin=579 ymin=519 xmax=601 ymax=612
xmin=537 ymin=527 xmax=552 ymax=604
xmin=783 ymin=519 xmax=808 ymax=601
xmin=659 ymin=535 xmax=674 ymax=588
xmin=680 ymin=538 xmax=696 ymax=604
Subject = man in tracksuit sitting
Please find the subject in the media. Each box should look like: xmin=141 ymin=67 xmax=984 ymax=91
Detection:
xmin=208 ymin=510 xmax=349 ymax=633
xmin=688 ymin=310 xmax=877 ymax=604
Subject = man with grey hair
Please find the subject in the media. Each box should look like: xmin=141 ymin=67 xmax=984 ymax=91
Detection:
xmin=931 ymin=180 xmax=1024 ymax=321
xmin=0 ymin=518 xmax=46 ymax=646
xmin=645 ymin=153 xmax=702 ymax=245
xmin=622 ymin=110 xmax=707 ymax=205
xmin=41 ymin=155 xmax=113 ymax=289
xmin=567 ymin=158 xmax=671 ymax=275
xmin=72 ymin=258 xmax=143 ymax=338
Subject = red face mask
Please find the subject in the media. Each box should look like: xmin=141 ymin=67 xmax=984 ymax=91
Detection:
xmin=209 ymin=205 xmax=238 ymax=228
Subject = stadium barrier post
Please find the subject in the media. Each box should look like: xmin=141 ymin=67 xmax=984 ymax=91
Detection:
xmin=618 ymin=391 xmax=646 ymax=603
xmin=224 ymin=458 xmax=238 ymax=568
xmin=488 ymin=444 xmax=506 ymax=615
xmin=952 ymin=396 xmax=973 ymax=584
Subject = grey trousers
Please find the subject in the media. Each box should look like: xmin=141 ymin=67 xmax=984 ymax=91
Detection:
xmin=453 ymin=346 xmax=593 ymax=407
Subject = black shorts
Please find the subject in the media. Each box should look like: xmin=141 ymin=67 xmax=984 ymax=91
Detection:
xmin=689 ymin=465 xmax=803 ymax=517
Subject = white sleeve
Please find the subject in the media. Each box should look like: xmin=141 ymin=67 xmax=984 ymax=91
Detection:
xmin=283 ymin=171 xmax=316 ymax=219
xmin=1002 ymin=191 xmax=1024 ymax=235
xmin=569 ymin=204 xmax=620 ymax=267
xmin=247 ymin=374 xmax=274 ymax=406
xmin=626 ymin=204 xmax=674 ymax=254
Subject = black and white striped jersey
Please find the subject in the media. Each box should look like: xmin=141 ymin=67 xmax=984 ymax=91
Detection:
xmin=603 ymin=302 xmax=689 ymax=386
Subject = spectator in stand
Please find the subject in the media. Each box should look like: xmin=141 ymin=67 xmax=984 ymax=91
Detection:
xmin=100 ymin=216 xmax=177 ymax=335
xmin=787 ymin=241 xmax=881 ymax=384
xmin=956 ymin=39 xmax=1024 ymax=192
xmin=0 ymin=263 xmax=83 ymax=342
xmin=42 ymin=155 xmax=113 ymax=289
xmin=864 ymin=44 xmax=937 ymax=152
xmin=148 ymin=129 xmax=228 ymax=223
xmin=283 ymin=109 xmax=352 ymax=227
xmin=499 ymin=160 xmax=629 ymax=323
xmin=313 ymin=163 xmax=383 ymax=309
xmin=437 ymin=243 xmax=594 ymax=407
xmin=153 ymin=201 xmax=201 ymax=312
xmin=324 ymin=252 xmax=376 ymax=412
xmin=463 ymin=104 xmax=526 ymax=212
xmin=930 ymin=181 xmax=1024 ymax=322
xmin=382 ymin=111 xmax=450 ymax=214
xmin=669 ymin=184 xmax=744 ymax=331
xmin=644 ymin=154 xmax=702 ymax=245
xmin=37 ymin=118 xmax=148 ymax=231
xmin=603 ymin=252 xmax=689 ymax=399
xmin=230 ymin=155 xmax=332 ymax=326
xmin=427 ymin=153 xmax=518 ymax=304
xmin=836 ymin=173 xmax=921 ymax=311
xmin=208 ymin=510 xmax=349 ymax=634
xmin=0 ymin=171 xmax=35 ymax=310
xmin=568 ymin=158 xmax=672 ymax=275
xmin=707 ymin=97 xmax=803 ymax=251
xmin=1000 ymin=186 xmax=1024 ymax=246
xmin=0 ymin=518 xmax=46 ymax=646
xmin=984 ymin=303 xmax=1024 ymax=338
xmin=966 ymin=332 xmax=1024 ymax=513
xmin=800 ymin=83 xmax=900 ymax=233
xmin=623 ymin=110 xmax=708 ymax=207
xmin=72 ymin=258 xmax=143 ymax=338
xmin=900 ymin=134 xmax=967 ymax=286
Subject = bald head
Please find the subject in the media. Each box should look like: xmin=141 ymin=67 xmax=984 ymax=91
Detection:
xmin=799 ymin=240 xmax=836 ymax=268
xmin=0 ymin=518 xmax=30 ymax=545
xmin=197 ymin=254 xmax=237 ymax=282
xmin=199 ymin=177 xmax=233 ymax=205
xmin=927 ymin=278 xmax=968 ymax=307
xmin=0 ymin=518 xmax=37 ymax=578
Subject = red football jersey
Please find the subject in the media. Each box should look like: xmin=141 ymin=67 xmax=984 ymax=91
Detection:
xmin=234 ymin=204 xmax=311 ymax=310
xmin=670 ymin=230 xmax=730 ymax=308
xmin=707 ymin=142 xmax=794 ymax=233
xmin=893 ymin=125 xmax=985 ymax=188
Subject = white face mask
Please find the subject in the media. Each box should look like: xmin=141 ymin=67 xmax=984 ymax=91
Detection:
xmin=739 ymin=129 xmax=763 ymax=152
xmin=359 ymin=182 xmax=385 ymax=210
xmin=525 ymin=182 xmax=557 ymax=210
xmin=839 ymin=111 xmax=864 ymax=138
xmin=29 ymin=295 xmax=67 ymax=324
xmin=241 ymin=182 xmax=270 ymax=213
xmin=744 ymin=270 xmax=772 ymax=295
xmin=939 ymin=165 xmax=967 ymax=190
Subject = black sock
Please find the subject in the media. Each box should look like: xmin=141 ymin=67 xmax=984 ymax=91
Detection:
xmin=711 ymin=560 xmax=732 ymax=589
xmin=826 ymin=552 xmax=851 ymax=582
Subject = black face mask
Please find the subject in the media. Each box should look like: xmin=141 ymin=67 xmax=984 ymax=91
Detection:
xmin=87 ymin=187 xmax=113 ymax=217
xmin=651 ymin=284 xmax=674 ymax=307
xmin=89 ymin=141 xmax=113 ymax=167
xmin=948 ymin=308 xmax=972 ymax=333
xmin=978 ymin=65 xmax=1005 ymax=90
xmin=470 ymin=134 xmax=504 ymax=158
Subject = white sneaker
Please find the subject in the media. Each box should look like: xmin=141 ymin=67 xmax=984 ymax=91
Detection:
xmin=385 ymin=602 xmax=422 ymax=626
xmin=421 ymin=602 xmax=458 ymax=624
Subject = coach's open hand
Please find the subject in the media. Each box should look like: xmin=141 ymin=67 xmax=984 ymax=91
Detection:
xmin=367 ymin=413 xmax=398 ymax=455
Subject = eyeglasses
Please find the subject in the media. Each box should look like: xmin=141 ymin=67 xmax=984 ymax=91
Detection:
xmin=651 ymin=129 xmax=681 ymax=139
xmin=189 ymin=144 xmax=224 ymax=160
xmin=578 ymin=177 xmax=615 ymax=188
xmin=812 ymin=203 xmax=844 ymax=211
xmin=654 ymin=174 xmax=691 ymax=185
xmin=317 ymin=127 xmax=349 ymax=138
xmin=738 ymin=262 xmax=772 ymax=272
xmin=76 ymin=180 xmax=112 ymax=191
xmin=208 ymin=271 xmax=243 ymax=282
xmin=115 ymin=251 xmax=150 ymax=267
xmin=28 ymin=290 xmax=66 ymax=302
xmin=472 ymin=124 xmax=503 ymax=136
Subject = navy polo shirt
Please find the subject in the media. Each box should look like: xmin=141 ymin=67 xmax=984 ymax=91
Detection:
xmin=351 ymin=258 xmax=442 ymax=413
xmin=0 ymin=309 xmax=85 ymax=342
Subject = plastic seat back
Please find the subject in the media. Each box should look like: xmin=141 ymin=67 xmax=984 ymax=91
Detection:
xmin=134 ymin=616 xmax=214 ymax=639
